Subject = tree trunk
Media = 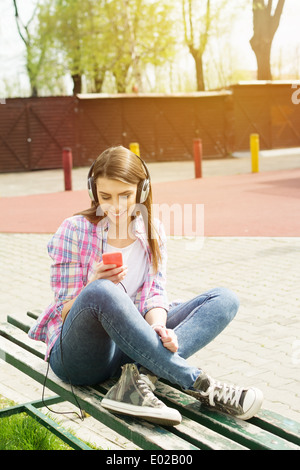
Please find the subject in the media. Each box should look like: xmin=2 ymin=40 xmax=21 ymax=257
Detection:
xmin=31 ymin=84 xmax=38 ymax=97
xmin=195 ymin=54 xmax=205 ymax=91
xmin=27 ymin=66 xmax=38 ymax=97
xmin=250 ymin=0 xmax=285 ymax=80
xmin=94 ymin=76 xmax=104 ymax=93
xmin=122 ymin=0 xmax=142 ymax=92
xmin=189 ymin=46 xmax=205 ymax=91
xmin=115 ymin=78 xmax=127 ymax=93
xmin=72 ymin=74 xmax=82 ymax=94
xmin=250 ymin=37 xmax=273 ymax=80
xmin=182 ymin=0 xmax=211 ymax=92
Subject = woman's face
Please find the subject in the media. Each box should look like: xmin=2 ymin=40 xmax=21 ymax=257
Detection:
xmin=96 ymin=177 xmax=137 ymax=226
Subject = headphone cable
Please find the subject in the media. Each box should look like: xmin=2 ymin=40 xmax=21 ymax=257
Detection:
xmin=42 ymin=318 xmax=85 ymax=421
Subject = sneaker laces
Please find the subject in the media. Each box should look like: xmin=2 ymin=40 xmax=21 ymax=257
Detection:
xmin=138 ymin=374 xmax=163 ymax=406
xmin=202 ymin=377 xmax=243 ymax=408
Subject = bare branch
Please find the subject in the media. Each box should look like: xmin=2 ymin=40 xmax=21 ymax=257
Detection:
xmin=12 ymin=0 xmax=28 ymax=46
xmin=272 ymin=0 xmax=285 ymax=28
xmin=188 ymin=0 xmax=194 ymax=46
xmin=199 ymin=0 xmax=211 ymax=53
xmin=182 ymin=0 xmax=188 ymax=44
xmin=266 ymin=0 xmax=273 ymax=16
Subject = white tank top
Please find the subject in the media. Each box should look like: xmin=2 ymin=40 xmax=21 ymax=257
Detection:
xmin=106 ymin=240 xmax=149 ymax=302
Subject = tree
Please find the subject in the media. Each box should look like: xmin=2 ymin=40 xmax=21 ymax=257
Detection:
xmin=250 ymin=0 xmax=286 ymax=80
xmin=182 ymin=0 xmax=227 ymax=91
xmin=182 ymin=0 xmax=210 ymax=91
xmin=12 ymin=0 xmax=52 ymax=96
xmin=50 ymin=0 xmax=89 ymax=94
xmin=103 ymin=0 xmax=177 ymax=93
xmin=36 ymin=0 xmax=177 ymax=94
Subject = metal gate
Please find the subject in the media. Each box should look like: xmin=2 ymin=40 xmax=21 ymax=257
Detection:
xmin=0 ymin=97 xmax=76 ymax=172
xmin=1 ymin=84 xmax=299 ymax=173
xmin=232 ymin=83 xmax=300 ymax=151
xmin=77 ymin=92 xmax=231 ymax=165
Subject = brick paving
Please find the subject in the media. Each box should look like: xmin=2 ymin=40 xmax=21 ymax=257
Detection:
xmin=0 ymin=234 xmax=299 ymax=448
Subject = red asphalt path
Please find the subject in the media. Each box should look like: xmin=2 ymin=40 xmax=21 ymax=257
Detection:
xmin=0 ymin=169 xmax=299 ymax=236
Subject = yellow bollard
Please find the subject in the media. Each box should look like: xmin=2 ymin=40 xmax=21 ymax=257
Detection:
xmin=129 ymin=142 xmax=140 ymax=157
xmin=250 ymin=134 xmax=260 ymax=173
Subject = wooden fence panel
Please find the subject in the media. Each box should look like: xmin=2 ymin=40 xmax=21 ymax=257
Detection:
xmin=0 ymin=84 xmax=298 ymax=172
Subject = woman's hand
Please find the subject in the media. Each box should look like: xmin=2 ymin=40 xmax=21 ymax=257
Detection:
xmin=62 ymin=262 xmax=127 ymax=321
xmin=89 ymin=261 xmax=128 ymax=285
xmin=152 ymin=325 xmax=178 ymax=353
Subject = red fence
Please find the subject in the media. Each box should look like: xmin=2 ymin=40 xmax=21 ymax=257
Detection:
xmin=0 ymin=83 xmax=299 ymax=172
xmin=0 ymin=96 xmax=76 ymax=172
xmin=231 ymin=83 xmax=300 ymax=151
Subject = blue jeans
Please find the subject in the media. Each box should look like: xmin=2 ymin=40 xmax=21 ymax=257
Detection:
xmin=50 ymin=280 xmax=239 ymax=389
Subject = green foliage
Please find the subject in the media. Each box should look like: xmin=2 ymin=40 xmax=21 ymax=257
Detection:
xmin=10 ymin=0 xmax=287 ymax=95
xmin=0 ymin=398 xmax=70 ymax=450
xmin=34 ymin=0 xmax=178 ymax=93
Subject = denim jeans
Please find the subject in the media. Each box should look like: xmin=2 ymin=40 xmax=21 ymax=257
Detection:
xmin=50 ymin=280 xmax=239 ymax=389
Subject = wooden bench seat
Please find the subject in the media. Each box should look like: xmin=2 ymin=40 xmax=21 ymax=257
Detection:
xmin=0 ymin=311 xmax=300 ymax=451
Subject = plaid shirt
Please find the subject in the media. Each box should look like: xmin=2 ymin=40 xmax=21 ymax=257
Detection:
xmin=28 ymin=214 xmax=169 ymax=360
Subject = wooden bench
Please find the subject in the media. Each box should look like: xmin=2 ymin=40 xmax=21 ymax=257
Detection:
xmin=1 ymin=310 xmax=300 ymax=451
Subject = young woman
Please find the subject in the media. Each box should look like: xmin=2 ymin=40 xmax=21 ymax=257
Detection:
xmin=28 ymin=146 xmax=263 ymax=426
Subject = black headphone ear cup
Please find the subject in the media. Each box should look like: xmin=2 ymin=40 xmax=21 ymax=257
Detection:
xmin=88 ymin=176 xmax=98 ymax=203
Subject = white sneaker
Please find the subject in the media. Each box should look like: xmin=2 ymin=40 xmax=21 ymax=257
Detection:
xmin=186 ymin=372 xmax=263 ymax=420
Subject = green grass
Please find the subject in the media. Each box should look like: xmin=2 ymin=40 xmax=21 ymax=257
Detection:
xmin=0 ymin=396 xmax=72 ymax=450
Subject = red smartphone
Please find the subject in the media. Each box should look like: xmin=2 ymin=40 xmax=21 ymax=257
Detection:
xmin=102 ymin=252 xmax=123 ymax=267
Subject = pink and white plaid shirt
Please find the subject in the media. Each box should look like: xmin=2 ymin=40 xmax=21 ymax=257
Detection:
xmin=28 ymin=214 xmax=169 ymax=360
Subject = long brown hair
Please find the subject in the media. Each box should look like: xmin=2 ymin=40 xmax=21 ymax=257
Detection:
xmin=76 ymin=146 xmax=162 ymax=272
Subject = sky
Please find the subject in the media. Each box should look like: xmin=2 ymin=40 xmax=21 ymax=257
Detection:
xmin=1 ymin=0 xmax=300 ymax=97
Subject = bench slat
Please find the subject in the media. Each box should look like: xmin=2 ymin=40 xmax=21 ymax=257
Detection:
xmin=0 ymin=336 xmax=198 ymax=451
xmin=0 ymin=323 xmax=248 ymax=450
xmin=1 ymin=323 xmax=245 ymax=450
xmin=250 ymin=409 xmax=300 ymax=447
xmin=7 ymin=314 xmax=35 ymax=333
xmin=26 ymin=309 xmax=43 ymax=320
xmin=96 ymin=380 xmax=247 ymax=450
xmin=0 ymin=321 xmax=46 ymax=359
xmin=2 ymin=315 xmax=300 ymax=451
xmin=169 ymin=416 xmax=247 ymax=450
xmin=154 ymin=382 xmax=300 ymax=451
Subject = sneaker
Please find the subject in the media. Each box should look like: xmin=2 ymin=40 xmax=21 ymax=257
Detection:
xmin=186 ymin=372 xmax=263 ymax=420
xmin=101 ymin=363 xmax=182 ymax=426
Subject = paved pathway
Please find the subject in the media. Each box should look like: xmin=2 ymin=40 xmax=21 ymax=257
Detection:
xmin=1 ymin=233 xmax=299 ymax=448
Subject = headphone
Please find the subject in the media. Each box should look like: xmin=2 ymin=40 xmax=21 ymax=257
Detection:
xmin=87 ymin=151 xmax=151 ymax=204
